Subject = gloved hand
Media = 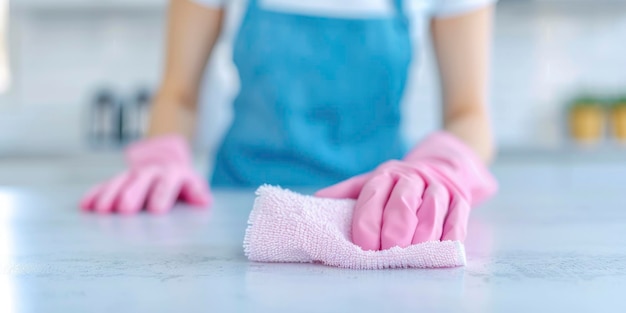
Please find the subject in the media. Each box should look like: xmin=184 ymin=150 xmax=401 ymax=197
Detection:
xmin=315 ymin=131 xmax=497 ymax=251
xmin=80 ymin=135 xmax=212 ymax=214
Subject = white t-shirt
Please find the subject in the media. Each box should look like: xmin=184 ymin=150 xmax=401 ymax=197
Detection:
xmin=191 ymin=0 xmax=496 ymax=19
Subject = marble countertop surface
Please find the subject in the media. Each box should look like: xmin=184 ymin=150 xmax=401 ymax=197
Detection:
xmin=0 ymin=160 xmax=625 ymax=312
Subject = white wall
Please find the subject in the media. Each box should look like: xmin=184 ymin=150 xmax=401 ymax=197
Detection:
xmin=406 ymin=1 xmax=626 ymax=148
xmin=2 ymin=0 xmax=626 ymax=155
xmin=0 ymin=5 xmax=167 ymax=154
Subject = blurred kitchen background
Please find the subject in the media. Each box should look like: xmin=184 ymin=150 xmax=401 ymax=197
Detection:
xmin=1 ymin=0 xmax=626 ymax=187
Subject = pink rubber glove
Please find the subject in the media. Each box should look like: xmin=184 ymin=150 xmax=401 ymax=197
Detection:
xmin=80 ymin=135 xmax=212 ymax=214
xmin=315 ymin=131 xmax=497 ymax=251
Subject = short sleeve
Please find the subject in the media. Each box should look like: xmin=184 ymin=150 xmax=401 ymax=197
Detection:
xmin=428 ymin=0 xmax=497 ymax=18
xmin=190 ymin=0 xmax=228 ymax=8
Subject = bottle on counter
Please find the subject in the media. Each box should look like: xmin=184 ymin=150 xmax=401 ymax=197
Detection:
xmin=609 ymin=97 xmax=626 ymax=143
xmin=89 ymin=88 xmax=117 ymax=147
xmin=88 ymin=87 xmax=153 ymax=149
xmin=132 ymin=88 xmax=152 ymax=139
xmin=124 ymin=87 xmax=152 ymax=141
xmin=115 ymin=96 xmax=126 ymax=146
xmin=567 ymin=95 xmax=606 ymax=145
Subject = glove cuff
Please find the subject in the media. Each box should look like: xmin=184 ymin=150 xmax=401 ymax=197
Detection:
xmin=125 ymin=135 xmax=192 ymax=167
xmin=404 ymin=131 xmax=498 ymax=206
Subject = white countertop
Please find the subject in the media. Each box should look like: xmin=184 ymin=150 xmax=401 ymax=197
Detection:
xmin=0 ymin=159 xmax=625 ymax=312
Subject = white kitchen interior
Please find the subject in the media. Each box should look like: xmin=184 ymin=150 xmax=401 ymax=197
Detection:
xmin=2 ymin=0 xmax=626 ymax=153
xmin=2 ymin=0 xmax=626 ymax=187
xmin=0 ymin=0 xmax=626 ymax=188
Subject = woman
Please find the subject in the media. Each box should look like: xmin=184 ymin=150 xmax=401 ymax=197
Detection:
xmin=81 ymin=0 xmax=499 ymax=251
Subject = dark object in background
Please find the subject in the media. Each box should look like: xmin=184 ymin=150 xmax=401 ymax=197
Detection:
xmin=124 ymin=87 xmax=152 ymax=141
xmin=115 ymin=97 xmax=126 ymax=144
xmin=88 ymin=87 xmax=152 ymax=149
xmin=89 ymin=88 xmax=118 ymax=147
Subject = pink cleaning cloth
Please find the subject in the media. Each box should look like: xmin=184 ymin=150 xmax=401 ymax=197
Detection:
xmin=243 ymin=186 xmax=466 ymax=270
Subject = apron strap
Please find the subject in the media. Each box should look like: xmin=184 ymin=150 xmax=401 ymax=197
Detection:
xmin=392 ymin=0 xmax=406 ymax=16
xmin=248 ymin=0 xmax=259 ymax=9
xmin=392 ymin=0 xmax=410 ymax=22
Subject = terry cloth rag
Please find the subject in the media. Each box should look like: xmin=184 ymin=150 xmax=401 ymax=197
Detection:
xmin=243 ymin=185 xmax=466 ymax=269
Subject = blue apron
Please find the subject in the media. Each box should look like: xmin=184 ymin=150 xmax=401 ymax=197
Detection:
xmin=211 ymin=0 xmax=414 ymax=187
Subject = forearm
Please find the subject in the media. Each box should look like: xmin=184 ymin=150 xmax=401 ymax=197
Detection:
xmin=443 ymin=106 xmax=494 ymax=163
xmin=148 ymin=89 xmax=199 ymax=138
xmin=430 ymin=5 xmax=495 ymax=164
xmin=148 ymin=0 xmax=224 ymax=139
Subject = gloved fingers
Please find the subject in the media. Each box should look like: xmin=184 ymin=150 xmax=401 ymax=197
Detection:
xmin=180 ymin=173 xmax=212 ymax=207
xmin=380 ymin=174 xmax=425 ymax=250
xmin=146 ymin=168 xmax=184 ymax=214
xmin=79 ymin=183 xmax=106 ymax=211
xmin=351 ymin=174 xmax=396 ymax=251
xmin=411 ymin=181 xmax=450 ymax=244
xmin=314 ymin=173 xmax=369 ymax=199
xmin=441 ymin=196 xmax=471 ymax=242
xmin=116 ymin=167 xmax=159 ymax=214
xmin=93 ymin=173 xmax=132 ymax=214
